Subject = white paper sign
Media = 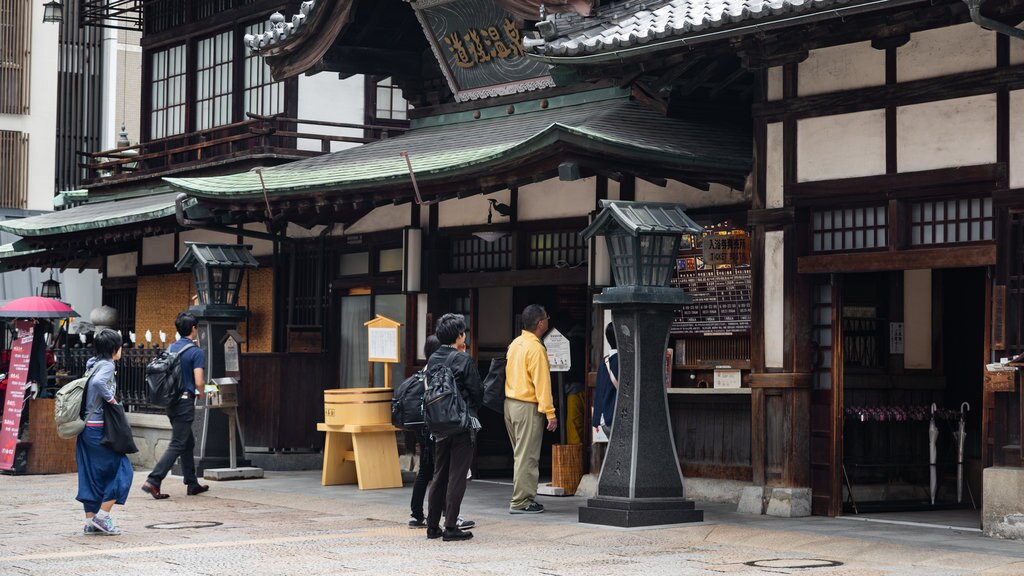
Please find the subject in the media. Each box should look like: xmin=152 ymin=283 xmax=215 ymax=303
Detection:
xmin=368 ymin=326 xmax=399 ymax=362
xmin=714 ymin=369 xmax=741 ymax=389
xmin=889 ymin=322 xmax=904 ymax=354
xmin=224 ymin=338 xmax=239 ymax=373
xmin=543 ymin=328 xmax=571 ymax=372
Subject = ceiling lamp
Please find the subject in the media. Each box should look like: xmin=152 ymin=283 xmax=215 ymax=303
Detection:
xmin=472 ymin=199 xmax=513 ymax=243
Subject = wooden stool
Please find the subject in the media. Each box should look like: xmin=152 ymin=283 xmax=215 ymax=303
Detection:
xmin=317 ymin=422 xmax=402 ymax=489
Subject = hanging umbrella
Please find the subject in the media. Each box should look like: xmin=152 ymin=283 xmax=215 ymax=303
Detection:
xmin=0 ymin=296 xmax=79 ymax=318
xmin=955 ymin=402 xmax=970 ymax=505
xmin=929 ymin=403 xmax=939 ymax=506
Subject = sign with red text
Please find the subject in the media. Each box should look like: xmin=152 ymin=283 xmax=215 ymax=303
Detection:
xmin=0 ymin=320 xmax=34 ymax=471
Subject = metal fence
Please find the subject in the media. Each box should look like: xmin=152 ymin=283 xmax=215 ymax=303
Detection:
xmin=56 ymin=346 xmax=163 ymax=413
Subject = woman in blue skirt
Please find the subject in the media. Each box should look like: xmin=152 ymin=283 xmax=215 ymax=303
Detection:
xmin=76 ymin=329 xmax=133 ymax=535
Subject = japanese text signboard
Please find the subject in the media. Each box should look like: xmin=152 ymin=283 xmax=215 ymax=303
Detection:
xmin=413 ymin=0 xmax=555 ymax=101
xmin=702 ymin=234 xmax=750 ymax=267
xmin=0 ymin=321 xmax=34 ymax=471
xmin=543 ymin=328 xmax=571 ymax=373
xmin=671 ymin=267 xmax=752 ymax=336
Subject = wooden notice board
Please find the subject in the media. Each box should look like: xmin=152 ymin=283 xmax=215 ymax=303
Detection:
xmin=364 ymin=315 xmax=402 ymax=388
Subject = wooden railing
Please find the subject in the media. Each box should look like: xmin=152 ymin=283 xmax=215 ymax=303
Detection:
xmin=80 ymin=114 xmax=408 ymax=184
xmin=56 ymin=346 xmax=163 ymax=414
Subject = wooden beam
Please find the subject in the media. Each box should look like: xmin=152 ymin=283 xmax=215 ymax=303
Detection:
xmin=797 ymin=245 xmax=997 ymax=274
xmin=787 ymin=164 xmax=1006 ymax=203
xmin=438 ymin=267 xmax=587 ymax=289
xmin=750 ymin=372 xmax=812 ymax=388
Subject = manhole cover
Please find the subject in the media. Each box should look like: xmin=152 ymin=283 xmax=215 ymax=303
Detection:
xmin=744 ymin=559 xmax=843 ymax=569
xmin=146 ymin=521 xmax=223 ymax=530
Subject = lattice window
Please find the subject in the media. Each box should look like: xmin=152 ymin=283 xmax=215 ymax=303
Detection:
xmin=811 ymin=205 xmax=887 ymax=253
xmin=529 ymin=231 xmax=587 ymax=269
xmin=374 ymin=77 xmax=408 ymax=121
xmin=0 ymin=0 xmax=31 ymax=114
xmin=0 ymin=130 xmax=28 ymax=209
xmin=244 ymin=22 xmax=284 ymax=116
xmin=450 ymin=236 xmax=511 ymax=272
xmin=150 ymin=44 xmax=186 ymax=139
xmin=811 ymin=279 xmax=833 ymax=390
xmin=196 ymin=31 xmax=234 ymax=130
xmin=909 ymin=197 xmax=993 ymax=246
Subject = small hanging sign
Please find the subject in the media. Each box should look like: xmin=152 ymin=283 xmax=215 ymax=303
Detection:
xmin=543 ymin=328 xmax=571 ymax=372
xmin=701 ymin=230 xmax=750 ymax=267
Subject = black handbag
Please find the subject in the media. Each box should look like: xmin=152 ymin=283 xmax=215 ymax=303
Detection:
xmin=101 ymin=401 xmax=139 ymax=455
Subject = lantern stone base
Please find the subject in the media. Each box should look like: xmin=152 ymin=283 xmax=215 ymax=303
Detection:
xmin=579 ymin=497 xmax=703 ymax=528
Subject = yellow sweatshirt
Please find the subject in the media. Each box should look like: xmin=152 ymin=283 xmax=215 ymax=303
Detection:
xmin=505 ymin=330 xmax=555 ymax=419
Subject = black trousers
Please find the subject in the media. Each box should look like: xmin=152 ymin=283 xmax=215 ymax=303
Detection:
xmin=147 ymin=398 xmax=197 ymax=486
xmin=426 ymin=431 xmax=472 ymax=530
xmin=410 ymin=433 xmax=435 ymax=519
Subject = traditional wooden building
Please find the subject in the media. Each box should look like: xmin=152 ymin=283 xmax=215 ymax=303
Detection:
xmin=526 ymin=0 xmax=1024 ymax=534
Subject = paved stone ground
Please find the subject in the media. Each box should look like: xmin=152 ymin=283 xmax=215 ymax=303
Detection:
xmin=1 ymin=471 xmax=1022 ymax=576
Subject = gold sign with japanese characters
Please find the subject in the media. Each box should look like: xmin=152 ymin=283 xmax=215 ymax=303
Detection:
xmin=702 ymin=231 xmax=751 ymax=267
xmin=413 ymin=0 xmax=555 ymax=101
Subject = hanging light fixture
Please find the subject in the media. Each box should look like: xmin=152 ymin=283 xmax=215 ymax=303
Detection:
xmin=39 ymin=271 xmax=61 ymax=299
xmin=42 ymin=0 xmax=63 ymax=23
xmin=472 ymin=198 xmax=513 ymax=243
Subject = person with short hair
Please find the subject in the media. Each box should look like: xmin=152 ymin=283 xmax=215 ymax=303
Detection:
xmin=424 ymin=313 xmax=482 ymax=542
xmin=142 ymin=312 xmax=209 ymax=499
xmin=76 ymin=328 xmax=132 ymax=535
xmin=504 ymin=304 xmax=557 ymax=514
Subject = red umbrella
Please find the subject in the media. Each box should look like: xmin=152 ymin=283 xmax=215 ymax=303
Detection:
xmin=0 ymin=296 xmax=79 ymax=318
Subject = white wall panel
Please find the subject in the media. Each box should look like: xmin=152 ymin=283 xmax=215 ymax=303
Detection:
xmin=142 ymin=234 xmax=175 ymax=265
xmin=179 ymin=229 xmax=239 ymax=258
xmin=345 ymin=203 xmax=414 ymax=234
xmin=297 ymin=74 xmax=365 ymax=153
xmin=897 ymin=23 xmax=995 ymax=83
xmin=766 ymin=123 xmax=784 ymax=208
xmin=105 ymin=252 xmax=137 ymax=278
xmin=518 ymin=178 xmax=594 ymax=221
xmin=1013 ymin=90 xmax=1024 ymax=189
xmin=439 ymin=190 xmax=511 ymax=228
xmin=767 ymin=66 xmax=783 ymax=102
xmin=1013 ymin=27 xmax=1024 ymax=65
xmin=798 ymin=42 xmax=884 ymax=97
xmin=764 ymin=230 xmax=785 ymax=369
xmin=636 ymin=180 xmax=747 ymax=208
xmin=897 ymin=95 xmax=997 ymax=173
xmin=242 ymin=223 xmax=274 ymax=257
xmin=797 ymin=109 xmax=886 ymax=182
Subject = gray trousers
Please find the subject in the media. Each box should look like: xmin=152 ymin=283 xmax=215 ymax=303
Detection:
xmin=504 ymin=397 xmax=545 ymax=509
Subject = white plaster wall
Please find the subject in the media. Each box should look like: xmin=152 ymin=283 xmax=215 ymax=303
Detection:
xmin=799 ymin=41 xmax=885 ymax=97
xmin=438 ymin=190 xmax=512 ymax=228
xmin=518 ymin=177 xmax=595 ymax=221
xmin=898 ymin=23 xmax=996 ymax=83
xmin=345 ymin=203 xmax=415 ymax=234
xmin=297 ymin=73 xmax=366 ymax=153
xmin=0 ymin=17 xmax=60 ymax=209
xmin=897 ymin=94 xmax=997 ymax=173
xmin=1013 ymin=26 xmax=1024 ymax=65
xmin=766 ymin=123 xmax=784 ymax=208
xmin=142 ymin=234 xmax=175 ymax=265
xmin=105 ymin=252 xmax=137 ymax=278
xmin=179 ymin=229 xmax=238 ymax=258
xmin=607 ymin=178 xmax=620 ymax=201
xmin=767 ymin=67 xmax=783 ymax=102
xmin=241 ymin=223 xmax=274 ymax=257
xmin=764 ymin=230 xmax=785 ymax=369
xmin=1012 ymin=90 xmax=1024 ymax=189
xmin=636 ymin=180 xmax=747 ymax=208
xmin=797 ymin=109 xmax=886 ymax=182
xmin=904 ymin=269 xmax=932 ymax=370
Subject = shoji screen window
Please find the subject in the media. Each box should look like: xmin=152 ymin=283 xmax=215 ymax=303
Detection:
xmin=150 ymin=45 xmax=186 ymax=139
xmin=196 ymin=31 xmax=234 ymax=130
xmin=374 ymin=77 xmax=408 ymax=121
xmin=243 ymin=22 xmax=283 ymax=116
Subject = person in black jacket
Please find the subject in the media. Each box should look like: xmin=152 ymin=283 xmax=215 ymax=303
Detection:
xmin=425 ymin=313 xmax=482 ymax=542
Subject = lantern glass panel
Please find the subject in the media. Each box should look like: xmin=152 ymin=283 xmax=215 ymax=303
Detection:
xmin=608 ymin=232 xmax=636 ymax=287
xmin=639 ymin=234 xmax=679 ymax=287
xmin=40 ymin=279 xmax=61 ymax=299
xmin=192 ymin=266 xmax=210 ymax=304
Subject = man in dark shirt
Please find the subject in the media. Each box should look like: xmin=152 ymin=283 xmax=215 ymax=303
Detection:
xmin=142 ymin=312 xmax=209 ymax=499
xmin=425 ymin=313 xmax=482 ymax=542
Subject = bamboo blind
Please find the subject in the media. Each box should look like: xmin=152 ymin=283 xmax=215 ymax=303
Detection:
xmin=0 ymin=130 xmax=29 ymax=208
xmin=0 ymin=0 xmax=32 ymax=114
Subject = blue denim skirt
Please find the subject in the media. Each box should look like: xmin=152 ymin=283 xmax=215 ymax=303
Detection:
xmin=76 ymin=426 xmax=133 ymax=513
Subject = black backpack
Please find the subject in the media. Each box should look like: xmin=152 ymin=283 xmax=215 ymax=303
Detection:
xmin=391 ymin=370 xmax=427 ymax=431
xmin=145 ymin=342 xmax=196 ymax=407
xmin=481 ymin=357 xmax=506 ymax=414
xmin=423 ymin=352 xmax=469 ymax=436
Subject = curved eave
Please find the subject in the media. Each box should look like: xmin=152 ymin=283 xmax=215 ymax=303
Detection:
xmin=258 ymin=0 xmax=357 ymax=80
xmin=166 ymin=123 xmax=750 ymax=202
xmin=0 ymin=193 xmax=179 ymax=237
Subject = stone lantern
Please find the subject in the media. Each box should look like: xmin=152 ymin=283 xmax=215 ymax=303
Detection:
xmin=578 ymin=200 xmax=704 ymax=527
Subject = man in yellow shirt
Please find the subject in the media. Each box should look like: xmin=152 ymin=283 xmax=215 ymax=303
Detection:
xmin=504 ymin=304 xmax=557 ymax=514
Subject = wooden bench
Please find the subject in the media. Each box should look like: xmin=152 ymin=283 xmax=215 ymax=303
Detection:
xmin=316 ymin=422 xmax=402 ymax=489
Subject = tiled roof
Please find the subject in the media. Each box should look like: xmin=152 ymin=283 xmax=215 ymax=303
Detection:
xmin=165 ymin=88 xmax=751 ymax=200
xmin=0 ymin=193 xmax=178 ymax=237
xmin=176 ymin=243 xmax=259 ymax=271
xmin=581 ymin=200 xmax=703 ymax=239
xmin=243 ymin=0 xmax=317 ymax=52
xmin=528 ymin=0 xmax=896 ymax=59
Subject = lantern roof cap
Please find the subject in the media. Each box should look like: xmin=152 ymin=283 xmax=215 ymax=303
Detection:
xmin=175 ymin=243 xmax=259 ymax=271
xmin=580 ymin=200 xmax=702 ymax=240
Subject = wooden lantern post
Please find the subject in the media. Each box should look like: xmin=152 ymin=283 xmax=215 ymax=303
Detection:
xmin=364 ymin=314 xmax=402 ymax=388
